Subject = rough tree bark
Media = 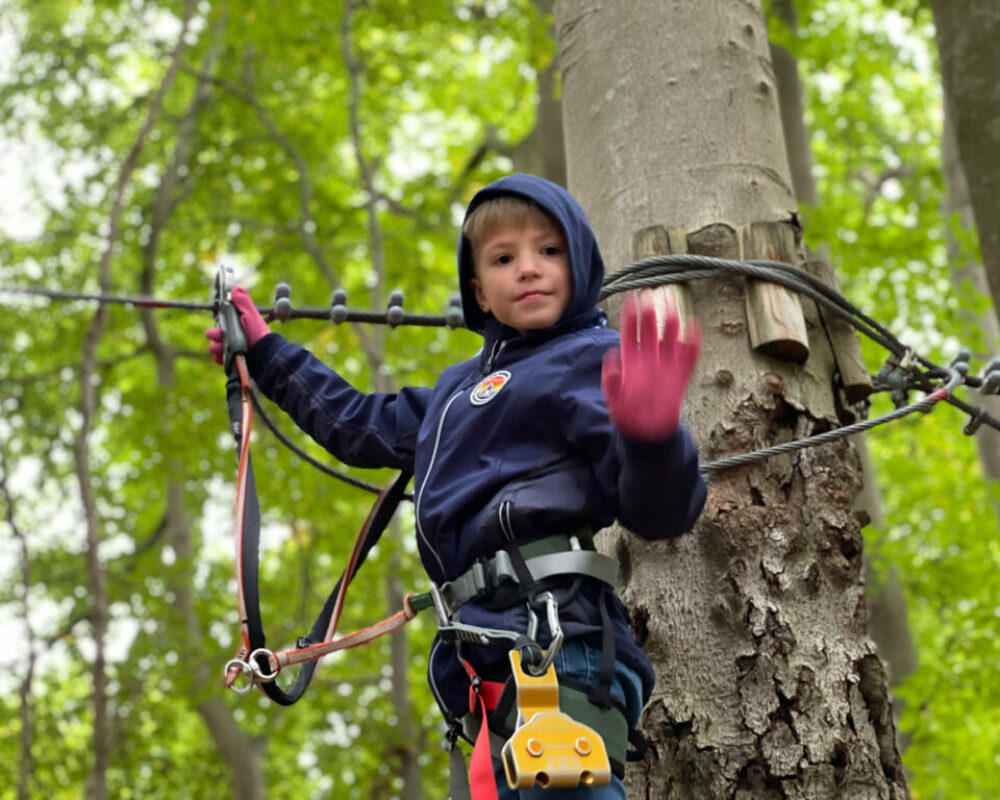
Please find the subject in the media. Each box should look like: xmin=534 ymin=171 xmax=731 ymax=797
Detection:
xmin=767 ymin=0 xmax=916 ymax=698
xmin=929 ymin=1 xmax=1000 ymax=314
xmin=556 ymin=1 xmax=908 ymax=798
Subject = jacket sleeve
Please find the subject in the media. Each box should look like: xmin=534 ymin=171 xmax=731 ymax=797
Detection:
xmin=559 ymin=336 xmax=706 ymax=539
xmin=245 ymin=333 xmax=430 ymax=470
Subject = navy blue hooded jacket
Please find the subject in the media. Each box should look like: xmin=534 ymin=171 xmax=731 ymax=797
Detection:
xmin=245 ymin=173 xmax=706 ymax=724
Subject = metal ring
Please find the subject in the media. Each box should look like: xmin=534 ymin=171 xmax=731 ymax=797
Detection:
xmin=223 ymin=659 xmax=255 ymax=695
xmin=249 ymin=648 xmax=280 ymax=681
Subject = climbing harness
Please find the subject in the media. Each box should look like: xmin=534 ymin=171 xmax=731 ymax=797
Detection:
xmin=426 ymin=526 xmax=651 ymax=796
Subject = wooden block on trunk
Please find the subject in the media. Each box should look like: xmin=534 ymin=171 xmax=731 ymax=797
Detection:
xmin=630 ymin=225 xmax=695 ymax=334
xmin=806 ymin=258 xmax=873 ymax=404
xmin=742 ymin=222 xmax=809 ymax=363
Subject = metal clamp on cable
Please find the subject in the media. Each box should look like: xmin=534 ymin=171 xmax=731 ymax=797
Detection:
xmin=213 ymin=263 xmax=248 ymax=374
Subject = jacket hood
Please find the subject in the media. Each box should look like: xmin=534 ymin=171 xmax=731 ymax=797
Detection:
xmin=458 ymin=173 xmax=606 ymax=336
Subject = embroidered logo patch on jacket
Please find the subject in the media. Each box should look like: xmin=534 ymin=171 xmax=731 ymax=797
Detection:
xmin=470 ymin=370 xmax=512 ymax=406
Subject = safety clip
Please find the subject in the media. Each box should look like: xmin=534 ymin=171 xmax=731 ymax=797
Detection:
xmin=212 ymin=263 xmax=248 ymax=374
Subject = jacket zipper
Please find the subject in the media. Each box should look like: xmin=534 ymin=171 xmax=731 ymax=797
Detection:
xmin=415 ymin=389 xmax=463 ymax=577
xmin=483 ymin=339 xmax=507 ymax=375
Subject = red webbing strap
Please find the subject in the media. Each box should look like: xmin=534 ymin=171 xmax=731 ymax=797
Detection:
xmin=463 ymin=660 xmax=506 ymax=800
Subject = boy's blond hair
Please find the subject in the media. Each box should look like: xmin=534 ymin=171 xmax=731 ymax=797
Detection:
xmin=463 ymin=196 xmax=557 ymax=268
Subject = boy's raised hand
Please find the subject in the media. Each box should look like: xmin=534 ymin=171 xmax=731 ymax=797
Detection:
xmin=205 ymin=286 xmax=271 ymax=365
xmin=602 ymin=290 xmax=701 ymax=441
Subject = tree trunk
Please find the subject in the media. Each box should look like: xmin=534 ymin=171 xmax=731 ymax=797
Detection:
xmin=0 ymin=446 xmax=37 ymax=800
xmin=929 ymin=1 xmax=1000 ymax=314
xmin=134 ymin=19 xmax=268 ymax=797
xmin=768 ymin=0 xmax=916 ymax=705
xmin=941 ymin=96 xmax=1000 ymax=510
xmin=556 ymin=1 xmax=908 ymax=797
xmin=511 ymin=0 xmax=567 ymax=186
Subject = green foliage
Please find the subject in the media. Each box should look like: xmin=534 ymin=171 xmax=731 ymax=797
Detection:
xmin=3 ymin=0 xmax=998 ymax=797
xmin=777 ymin=1 xmax=1000 ymax=796
xmin=0 ymin=0 xmax=549 ymax=796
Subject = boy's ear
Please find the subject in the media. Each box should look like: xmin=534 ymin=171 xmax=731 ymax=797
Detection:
xmin=470 ymin=277 xmax=490 ymax=313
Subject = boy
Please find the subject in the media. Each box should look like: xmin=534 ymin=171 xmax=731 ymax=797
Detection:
xmin=207 ymin=173 xmax=705 ymax=798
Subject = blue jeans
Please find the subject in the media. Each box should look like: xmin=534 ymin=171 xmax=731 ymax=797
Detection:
xmin=491 ymin=639 xmax=643 ymax=799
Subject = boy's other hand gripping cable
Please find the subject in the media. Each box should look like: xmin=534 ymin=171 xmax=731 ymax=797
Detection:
xmin=206 ymin=286 xmax=272 ymax=365
xmin=602 ymin=289 xmax=701 ymax=441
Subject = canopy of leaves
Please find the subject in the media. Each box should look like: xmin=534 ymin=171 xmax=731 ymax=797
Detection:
xmin=0 ymin=0 xmax=551 ymax=797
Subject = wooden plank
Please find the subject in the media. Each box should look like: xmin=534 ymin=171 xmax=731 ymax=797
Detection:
xmin=741 ymin=222 xmax=809 ymax=363
xmin=806 ymin=258 xmax=873 ymax=404
xmin=630 ymin=225 xmax=695 ymax=336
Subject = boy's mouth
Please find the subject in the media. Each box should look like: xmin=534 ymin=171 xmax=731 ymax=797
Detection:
xmin=516 ymin=290 xmax=549 ymax=301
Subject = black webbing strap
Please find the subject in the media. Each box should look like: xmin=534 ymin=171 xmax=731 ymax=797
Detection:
xmin=225 ymin=367 xmax=412 ymax=705
xmin=588 ymin=589 xmax=617 ymax=709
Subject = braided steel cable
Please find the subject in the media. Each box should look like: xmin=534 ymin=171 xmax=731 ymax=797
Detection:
xmin=701 ymin=368 xmax=962 ymax=475
xmin=4 ymin=254 xmax=998 ymax=459
xmin=602 ymin=254 xmax=907 ymax=361
xmin=0 ymin=285 xmax=457 ymax=328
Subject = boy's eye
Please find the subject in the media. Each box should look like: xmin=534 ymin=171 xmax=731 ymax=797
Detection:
xmin=493 ymin=253 xmax=513 ymax=265
xmin=543 ymin=245 xmax=562 ymax=256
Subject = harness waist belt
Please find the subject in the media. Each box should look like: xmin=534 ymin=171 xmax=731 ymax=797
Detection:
xmin=440 ymin=541 xmax=619 ymax=612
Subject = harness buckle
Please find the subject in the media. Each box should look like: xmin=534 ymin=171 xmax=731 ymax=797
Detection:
xmin=501 ymin=649 xmax=611 ymax=790
xmin=469 ymin=557 xmax=493 ymax=600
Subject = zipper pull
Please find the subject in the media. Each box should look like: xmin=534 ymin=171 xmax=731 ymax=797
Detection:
xmin=484 ymin=339 xmax=507 ymax=375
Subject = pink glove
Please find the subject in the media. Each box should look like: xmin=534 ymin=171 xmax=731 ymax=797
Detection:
xmin=205 ymin=286 xmax=271 ymax=365
xmin=602 ymin=290 xmax=701 ymax=441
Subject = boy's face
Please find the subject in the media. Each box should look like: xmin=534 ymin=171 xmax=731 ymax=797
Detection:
xmin=469 ymin=216 xmax=571 ymax=334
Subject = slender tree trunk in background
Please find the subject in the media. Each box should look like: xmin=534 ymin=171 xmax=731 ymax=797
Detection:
xmin=511 ymin=0 xmax=567 ymax=187
xmin=343 ymin=5 xmax=422 ymax=789
xmin=768 ymin=0 xmax=916 ymax=706
xmin=0 ymin=448 xmax=37 ymax=800
xmin=77 ymin=269 xmax=111 ymax=800
xmin=929 ymin=1 xmax=1000 ymax=314
xmin=134 ymin=20 xmax=268 ymax=798
xmin=388 ymin=535 xmax=423 ymax=800
xmin=941 ymin=101 xmax=1000 ymax=512
xmin=556 ymin=1 xmax=907 ymax=798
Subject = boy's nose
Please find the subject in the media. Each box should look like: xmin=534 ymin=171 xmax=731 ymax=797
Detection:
xmin=517 ymin=253 xmax=542 ymax=277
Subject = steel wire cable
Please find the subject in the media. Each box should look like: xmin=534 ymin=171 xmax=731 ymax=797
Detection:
xmin=3 ymin=253 xmax=996 ymax=470
xmin=700 ymin=368 xmax=962 ymax=474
